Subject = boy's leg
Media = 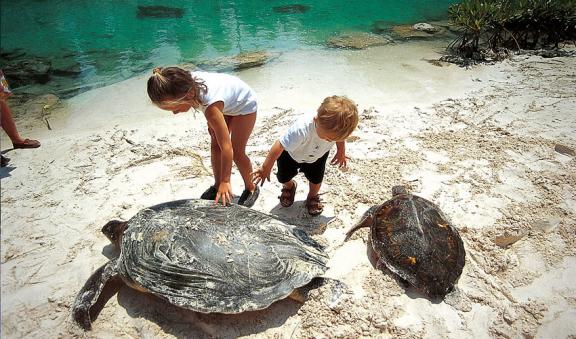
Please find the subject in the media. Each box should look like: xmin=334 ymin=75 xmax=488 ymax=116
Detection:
xmin=280 ymin=179 xmax=297 ymax=206
xmin=276 ymin=151 xmax=299 ymax=186
xmin=226 ymin=113 xmax=257 ymax=192
xmin=283 ymin=180 xmax=295 ymax=190
xmin=302 ymin=152 xmax=329 ymax=215
xmin=276 ymin=151 xmax=299 ymax=207
xmin=302 ymin=152 xmax=329 ymax=192
xmin=308 ymin=182 xmax=322 ymax=199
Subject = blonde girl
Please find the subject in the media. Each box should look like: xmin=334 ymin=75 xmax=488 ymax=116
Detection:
xmin=147 ymin=67 xmax=259 ymax=207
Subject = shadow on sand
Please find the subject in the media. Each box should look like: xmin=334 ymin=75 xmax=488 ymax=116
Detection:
xmin=0 ymin=165 xmax=15 ymax=179
xmin=268 ymin=200 xmax=335 ymax=235
xmin=115 ymin=286 xmax=303 ymax=338
xmin=0 ymin=150 xmax=15 ymax=179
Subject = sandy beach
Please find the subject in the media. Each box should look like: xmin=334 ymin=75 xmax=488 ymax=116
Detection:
xmin=1 ymin=40 xmax=575 ymax=338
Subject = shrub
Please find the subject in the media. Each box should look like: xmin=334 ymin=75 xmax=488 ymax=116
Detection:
xmin=448 ymin=0 xmax=576 ymax=58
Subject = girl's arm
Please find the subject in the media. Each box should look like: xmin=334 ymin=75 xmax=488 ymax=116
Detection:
xmin=204 ymin=102 xmax=233 ymax=205
xmin=252 ymin=140 xmax=284 ymax=186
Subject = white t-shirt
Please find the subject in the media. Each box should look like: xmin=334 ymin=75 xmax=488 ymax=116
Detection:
xmin=192 ymin=71 xmax=257 ymax=116
xmin=279 ymin=113 xmax=335 ymax=163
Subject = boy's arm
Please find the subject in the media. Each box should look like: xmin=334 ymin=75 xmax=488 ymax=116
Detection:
xmin=336 ymin=141 xmax=345 ymax=154
xmin=252 ymin=140 xmax=284 ymax=186
xmin=330 ymin=141 xmax=348 ymax=167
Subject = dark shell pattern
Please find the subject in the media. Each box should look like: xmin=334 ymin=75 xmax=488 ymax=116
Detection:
xmin=117 ymin=199 xmax=328 ymax=313
xmin=368 ymin=193 xmax=465 ymax=298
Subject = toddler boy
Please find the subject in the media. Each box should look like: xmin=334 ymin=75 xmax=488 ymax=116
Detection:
xmin=252 ymin=96 xmax=358 ymax=215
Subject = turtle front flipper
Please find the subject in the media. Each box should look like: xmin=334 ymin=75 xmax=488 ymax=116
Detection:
xmin=344 ymin=205 xmax=379 ymax=241
xmin=72 ymin=259 xmax=123 ymax=330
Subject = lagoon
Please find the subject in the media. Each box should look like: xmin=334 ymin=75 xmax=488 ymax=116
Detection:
xmin=1 ymin=0 xmax=459 ymax=96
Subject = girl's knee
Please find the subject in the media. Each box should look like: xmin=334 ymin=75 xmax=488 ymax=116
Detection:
xmin=233 ymin=150 xmax=250 ymax=164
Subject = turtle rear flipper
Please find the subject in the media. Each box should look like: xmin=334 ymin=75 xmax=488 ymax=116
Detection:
xmin=289 ymin=277 xmax=348 ymax=307
xmin=72 ymin=259 xmax=123 ymax=330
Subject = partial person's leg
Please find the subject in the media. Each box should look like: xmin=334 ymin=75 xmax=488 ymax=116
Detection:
xmin=226 ymin=113 xmax=257 ymax=192
xmin=1 ymin=100 xmax=40 ymax=148
xmin=1 ymin=100 xmax=23 ymax=143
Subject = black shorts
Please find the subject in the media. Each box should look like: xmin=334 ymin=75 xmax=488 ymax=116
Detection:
xmin=276 ymin=151 xmax=329 ymax=185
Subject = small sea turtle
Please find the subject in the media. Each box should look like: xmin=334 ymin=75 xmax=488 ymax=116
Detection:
xmin=345 ymin=186 xmax=465 ymax=299
xmin=73 ymin=199 xmax=329 ymax=330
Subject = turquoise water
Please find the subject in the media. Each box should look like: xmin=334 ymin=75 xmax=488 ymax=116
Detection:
xmin=0 ymin=0 xmax=458 ymax=97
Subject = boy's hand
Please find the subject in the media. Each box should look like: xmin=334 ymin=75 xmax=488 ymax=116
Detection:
xmin=215 ymin=182 xmax=233 ymax=206
xmin=330 ymin=151 xmax=349 ymax=168
xmin=251 ymin=166 xmax=271 ymax=187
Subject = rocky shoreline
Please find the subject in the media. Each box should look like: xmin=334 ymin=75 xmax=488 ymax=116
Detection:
xmin=0 ymin=19 xmax=458 ymax=101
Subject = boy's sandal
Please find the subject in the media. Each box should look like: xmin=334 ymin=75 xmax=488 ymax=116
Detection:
xmin=13 ymin=139 xmax=41 ymax=149
xmin=306 ymin=195 xmax=324 ymax=216
xmin=279 ymin=181 xmax=297 ymax=207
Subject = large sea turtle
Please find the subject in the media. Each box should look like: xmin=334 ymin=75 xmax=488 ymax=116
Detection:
xmin=73 ymin=199 xmax=329 ymax=330
xmin=345 ymin=186 xmax=465 ymax=299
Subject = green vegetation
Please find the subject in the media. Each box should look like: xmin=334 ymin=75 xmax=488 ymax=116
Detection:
xmin=448 ymin=0 xmax=576 ymax=58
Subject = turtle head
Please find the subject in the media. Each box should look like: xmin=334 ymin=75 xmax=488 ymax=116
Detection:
xmin=391 ymin=185 xmax=408 ymax=196
xmin=101 ymin=220 xmax=128 ymax=248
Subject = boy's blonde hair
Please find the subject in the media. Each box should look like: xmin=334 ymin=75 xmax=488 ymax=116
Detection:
xmin=147 ymin=66 xmax=207 ymax=107
xmin=316 ymin=96 xmax=359 ymax=141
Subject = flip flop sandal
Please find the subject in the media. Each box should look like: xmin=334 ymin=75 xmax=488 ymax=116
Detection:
xmin=13 ymin=139 xmax=41 ymax=149
xmin=278 ymin=181 xmax=297 ymax=207
xmin=1 ymin=155 xmax=10 ymax=167
xmin=238 ymin=185 xmax=260 ymax=208
xmin=200 ymin=185 xmax=217 ymax=200
xmin=306 ymin=195 xmax=324 ymax=216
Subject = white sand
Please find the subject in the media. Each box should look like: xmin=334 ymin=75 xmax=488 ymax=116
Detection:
xmin=1 ymin=40 xmax=575 ymax=338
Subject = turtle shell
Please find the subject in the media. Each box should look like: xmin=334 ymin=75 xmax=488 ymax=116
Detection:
xmin=116 ymin=199 xmax=328 ymax=313
xmin=370 ymin=193 xmax=465 ymax=298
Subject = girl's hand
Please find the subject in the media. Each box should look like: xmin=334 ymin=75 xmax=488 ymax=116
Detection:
xmin=215 ymin=182 xmax=233 ymax=206
xmin=251 ymin=166 xmax=271 ymax=187
xmin=330 ymin=151 xmax=349 ymax=168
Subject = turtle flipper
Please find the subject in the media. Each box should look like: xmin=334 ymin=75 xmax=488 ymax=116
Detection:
xmin=289 ymin=277 xmax=348 ymax=306
xmin=344 ymin=205 xmax=379 ymax=241
xmin=72 ymin=259 xmax=123 ymax=330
